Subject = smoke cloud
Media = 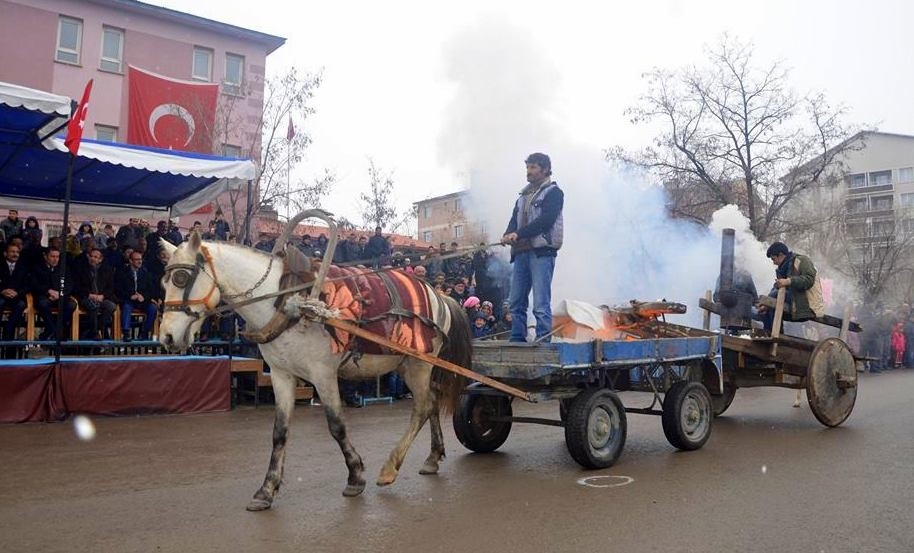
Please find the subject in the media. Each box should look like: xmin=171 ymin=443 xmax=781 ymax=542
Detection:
xmin=437 ymin=17 xmax=856 ymax=327
xmin=437 ymin=16 xmax=728 ymax=325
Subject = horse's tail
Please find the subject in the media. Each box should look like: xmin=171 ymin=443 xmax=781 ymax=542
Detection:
xmin=433 ymin=295 xmax=472 ymax=415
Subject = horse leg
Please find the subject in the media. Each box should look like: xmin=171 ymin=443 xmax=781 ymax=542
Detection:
xmin=419 ymin=405 xmax=446 ymax=476
xmin=317 ymin=376 xmax=366 ymax=497
xmin=247 ymin=370 xmax=296 ymax=512
xmin=377 ymin=366 xmax=434 ymax=486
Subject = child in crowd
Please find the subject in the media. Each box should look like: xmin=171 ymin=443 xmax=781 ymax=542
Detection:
xmin=891 ymin=322 xmax=906 ymax=368
xmin=471 ymin=310 xmax=493 ymax=339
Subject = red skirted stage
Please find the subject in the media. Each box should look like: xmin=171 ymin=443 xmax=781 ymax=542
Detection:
xmin=0 ymin=355 xmax=234 ymax=423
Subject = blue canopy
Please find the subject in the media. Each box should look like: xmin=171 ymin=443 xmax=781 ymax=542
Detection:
xmin=0 ymin=81 xmax=256 ymax=216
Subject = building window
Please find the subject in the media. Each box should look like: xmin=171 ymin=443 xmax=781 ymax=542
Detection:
xmin=847 ymin=198 xmax=867 ymax=214
xmin=454 ymin=198 xmax=463 ymax=212
xmin=99 ymin=27 xmax=123 ymax=72
xmin=902 ymin=219 xmax=914 ymax=235
xmin=192 ymin=47 xmax=213 ymax=81
xmin=847 ymin=173 xmax=866 ymax=189
xmin=872 ymin=220 xmax=895 ymax=236
xmin=56 ymin=16 xmax=82 ymax=64
xmin=898 ymin=167 xmax=914 ymax=183
xmin=900 ymin=192 xmax=914 ymax=208
xmin=454 ymin=225 xmax=464 ymax=239
xmin=422 ymin=231 xmax=433 ymax=243
xmin=871 ymin=195 xmax=893 ymax=211
xmin=422 ymin=205 xmax=431 ymax=219
xmin=224 ymin=53 xmax=244 ymax=96
xmin=869 ymin=170 xmax=892 ymax=186
xmin=95 ymin=124 xmax=117 ymax=142
xmin=222 ymin=144 xmax=242 ymax=158
xmin=845 ymin=221 xmax=865 ymax=238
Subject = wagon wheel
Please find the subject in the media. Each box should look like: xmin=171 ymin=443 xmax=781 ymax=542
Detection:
xmin=711 ymin=383 xmax=737 ymax=417
xmin=564 ymin=388 xmax=627 ymax=469
xmin=806 ymin=337 xmax=857 ymax=427
xmin=661 ymin=381 xmax=713 ymax=450
xmin=453 ymin=393 xmax=512 ymax=453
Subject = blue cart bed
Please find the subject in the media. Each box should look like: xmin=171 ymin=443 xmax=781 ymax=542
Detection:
xmin=453 ymin=321 xmax=724 ymax=469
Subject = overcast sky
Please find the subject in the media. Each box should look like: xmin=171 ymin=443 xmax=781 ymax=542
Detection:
xmin=162 ymin=0 xmax=914 ymax=226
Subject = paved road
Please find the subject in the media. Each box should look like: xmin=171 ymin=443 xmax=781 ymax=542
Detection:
xmin=1 ymin=370 xmax=912 ymax=553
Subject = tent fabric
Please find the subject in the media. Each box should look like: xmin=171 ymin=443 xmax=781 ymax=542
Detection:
xmin=0 ymin=80 xmax=256 ymax=216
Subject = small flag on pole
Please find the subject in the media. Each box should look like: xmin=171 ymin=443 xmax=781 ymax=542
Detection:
xmin=286 ymin=116 xmax=295 ymax=141
xmin=65 ymin=79 xmax=94 ymax=156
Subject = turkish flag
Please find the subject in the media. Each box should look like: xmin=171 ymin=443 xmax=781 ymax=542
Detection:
xmin=65 ymin=79 xmax=93 ymax=156
xmin=127 ymin=66 xmax=218 ymax=153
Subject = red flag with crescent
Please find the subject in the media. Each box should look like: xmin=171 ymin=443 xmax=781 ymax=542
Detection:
xmin=65 ymin=79 xmax=93 ymax=156
xmin=127 ymin=66 xmax=218 ymax=153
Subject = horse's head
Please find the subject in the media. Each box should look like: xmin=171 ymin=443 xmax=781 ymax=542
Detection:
xmin=158 ymin=232 xmax=222 ymax=352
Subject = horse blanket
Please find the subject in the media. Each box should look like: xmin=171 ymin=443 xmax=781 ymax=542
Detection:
xmin=320 ymin=265 xmax=440 ymax=355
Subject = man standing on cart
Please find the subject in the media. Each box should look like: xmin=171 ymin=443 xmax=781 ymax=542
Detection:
xmin=501 ymin=152 xmax=564 ymax=343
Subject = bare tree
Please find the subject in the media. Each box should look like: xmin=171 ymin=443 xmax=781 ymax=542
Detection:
xmin=608 ymin=35 xmax=859 ymax=241
xmin=358 ymin=158 xmax=399 ymax=231
xmin=794 ymin=187 xmax=914 ymax=303
xmin=208 ymin=67 xmax=330 ymax=240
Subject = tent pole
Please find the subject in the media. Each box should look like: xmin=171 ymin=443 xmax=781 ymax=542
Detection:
xmin=244 ymin=179 xmax=253 ymax=245
xmin=55 ymin=154 xmax=75 ymax=365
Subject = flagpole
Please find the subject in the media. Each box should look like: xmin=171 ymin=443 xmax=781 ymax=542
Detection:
xmin=57 ymin=78 xmax=92 ymax=367
xmin=55 ymin=154 xmax=74 ymax=364
xmin=286 ymin=138 xmax=291 ymax=222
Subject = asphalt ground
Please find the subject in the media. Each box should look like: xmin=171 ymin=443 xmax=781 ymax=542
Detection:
xmin=1 ymin=369 xmax=912 ymax=553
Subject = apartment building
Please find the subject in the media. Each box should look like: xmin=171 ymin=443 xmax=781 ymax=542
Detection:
xmin=0 ymin=0 xmax=284 ymax=229
xmin=833 ymin=132 xmax=914 ymax=262
xmin=415 ymin=190 xmax=490 ymax=247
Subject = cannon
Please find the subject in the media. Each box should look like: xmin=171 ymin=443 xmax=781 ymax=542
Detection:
xmin=698 ymin=228 xmax=861 ymax=427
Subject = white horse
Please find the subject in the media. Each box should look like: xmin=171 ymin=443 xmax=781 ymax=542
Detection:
xmin=158 ymin=214 xmax=471 ymax=511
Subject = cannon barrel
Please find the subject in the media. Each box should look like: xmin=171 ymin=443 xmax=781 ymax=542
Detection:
xmin=717 ymin=228 xmax=754 ymax=330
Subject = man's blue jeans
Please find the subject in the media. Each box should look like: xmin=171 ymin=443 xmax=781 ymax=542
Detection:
xmin=120 ymin=301 xmax=157 ymax=336
xmin=508 ymin=251 xmax=555 ymax=342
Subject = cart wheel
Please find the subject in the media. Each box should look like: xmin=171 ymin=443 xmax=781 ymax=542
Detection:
xmin=662 ymin=381 xmax=712 ymax=450
xmin=711 ymin=383 xmax=737 ymax=417
xmin=564 ymin=388 xmax=627 ymax=469
xmin=452 ymin=394 xmax=512 ymax=453
xmin=806 ymin=337 xmax=857 ymax=427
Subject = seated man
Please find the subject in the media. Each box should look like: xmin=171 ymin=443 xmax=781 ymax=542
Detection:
xmin=31 ymin=247 xmax=77 ymax=340
xmin=73 ymin=248 xmax=117 ymax=340
xmin=115 ymin=251 xmax=158 ymax=341
xmin=759 ymin=241 xmax=823 ymax=332
xmin=0 ymin=243 xmax=28 ymax=339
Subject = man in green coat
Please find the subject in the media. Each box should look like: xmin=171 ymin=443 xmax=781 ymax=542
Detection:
xmin=760 ymin=241 xmax=823 ymax=330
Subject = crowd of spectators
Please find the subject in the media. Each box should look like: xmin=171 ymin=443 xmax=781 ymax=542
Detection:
xmin=855 ymin=302 xmax=914 ymax=374
xmin=0 ymin=208 xmax=229 ymax=344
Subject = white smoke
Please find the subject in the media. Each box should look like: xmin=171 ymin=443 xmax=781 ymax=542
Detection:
xmin=437 ymin=17 xmax=846 ymax=327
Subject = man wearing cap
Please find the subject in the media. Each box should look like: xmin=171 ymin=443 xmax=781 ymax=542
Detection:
xmin=760 ymin=241 xmax=823 ymax=331
xmin=501 ymin=152 xmax=564 ymax=342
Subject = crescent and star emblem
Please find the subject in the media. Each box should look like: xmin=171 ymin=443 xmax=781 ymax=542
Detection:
xmin=148 ymin=103 xmax=196 ymax=146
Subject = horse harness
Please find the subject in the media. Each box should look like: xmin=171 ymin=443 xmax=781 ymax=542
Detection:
xmin=163 ymin=245 xmax=448 ymax=350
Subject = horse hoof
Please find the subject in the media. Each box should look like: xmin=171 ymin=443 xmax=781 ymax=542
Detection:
xmin=376 ymin=472 xmax=398 ymax=487
xmin=342 ymin=482 xmax=365 ymax=497
xmin=418 ymin=463 xmax=439 ymax=475
xmin=246 ymin=498 xmax=272 ymax=511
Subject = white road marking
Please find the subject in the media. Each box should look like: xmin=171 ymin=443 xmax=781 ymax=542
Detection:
xmin=576 ymin=475 xmax=634 ymax=488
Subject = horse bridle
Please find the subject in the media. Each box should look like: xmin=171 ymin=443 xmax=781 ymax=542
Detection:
xmin=162 ymin=244 xmax=276 ymax=316
xmin=162 ymin=246 xmax=221 ymax=320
